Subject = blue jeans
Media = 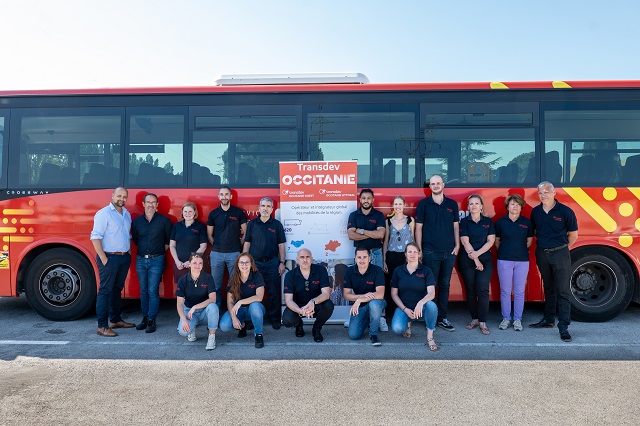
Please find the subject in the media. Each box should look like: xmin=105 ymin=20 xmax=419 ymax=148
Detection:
xmin=210 ymin=251 xmax=239 ymax=308
xmin=370 ymin=248 xmax=383 ymax=268
xmin=422 ymin=250 xmax=456 ymax=321
xmin=219 ymin=302 xmax=265 ymax=335
xmin=177 ymin=304 xmax=219 ymax=336
xmin=136 ymin=255 xmax=165 ymax=320
xmin=96 ymin=253 xmax=131 ymax=328
xmin=348 ymin=299 xmax=386 ymax=339
xmin=391 ymin=303 xmax=438 ymax=334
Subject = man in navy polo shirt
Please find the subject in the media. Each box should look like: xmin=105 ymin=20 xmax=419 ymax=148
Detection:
xmin=131 ymin=193 xmax=172 ymax=333
xmin=207 ymin=186 xmax=248 ymax=308
xmin=415 ymin=174 xmax=460 ymax=332
xmin=282 ymin=248 xmax=335 ymax=342
xmin=529 ymin=181 xmax=578 ymax=342
xmin=343 ymin=247 xmax=386 ymax=346
xmin=243 ymin=197 xmax=286 ymax=329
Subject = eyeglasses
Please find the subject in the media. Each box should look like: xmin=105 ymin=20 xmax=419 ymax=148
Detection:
xmin=238 ymin=261 xmax=251 ymax=266
xmin=304 ymin=280 xmax=309 ymax=291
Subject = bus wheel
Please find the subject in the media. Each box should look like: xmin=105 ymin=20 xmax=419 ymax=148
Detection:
xmin=24 ymin=249 xmax=96 ymax=321
xmin=569 ymin=247 xmax=634 ymax=322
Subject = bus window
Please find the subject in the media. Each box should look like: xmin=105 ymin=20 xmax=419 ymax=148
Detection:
xmin=18 ymin=111 xmax=122 ymax=188
xmin=306 ymin=109 xmax=415 ymax=186
xmin=129 ymin=114 xmax=185 ymax=187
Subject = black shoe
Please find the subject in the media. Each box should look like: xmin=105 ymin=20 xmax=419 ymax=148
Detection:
xmin=295 ymin=323 xmax=305 ymax=338
xmin=370 ymin=335 xmax=381 ymax=346
xmin=145 ymin=319 xmax=156 ymax=333
xmin=135 ymin=316 xmax=148 ymax=331
xmin=312 ymin=328 xmax=323 ymax=343
xmin=255 ymin=333 xmax=264 ymax=348
xmin=238 ymin=327 xmax=247 ymax=338
xmin=245 ymin=321 xmax=254 ymax=331
xmin=560 ymin=330 xmax=572 ymax=342
xmin=528 ymin=319 xmax=555 ymax=328
xmin=272 ymin=321 xmax=282 ymax=330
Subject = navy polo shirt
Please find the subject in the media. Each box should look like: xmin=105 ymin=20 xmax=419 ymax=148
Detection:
xmin=391 ymin=263 xmax=436 ymax=309
xmin=207 ymin=205 xmax=248 ymax=253
xmin=283 ymin=264 xmax=330 ymax=306
xmin=416 ymin=195 xmax=460 ymax=252
xmin=131 ymin=212 xmax=172 ymax=256
xmin=343 ymin=264 xmax=385 ymax=305
xmin=244 ymin=217 xmax=286 ymax=260
xmin=170 ymin=220 xmax=208 ymax=262
xmin=459 ymin=215 xmax=495 ymax=261
xmin=176 ymin=271 xmax=215 ymax=309
xmin=226 ymin=271 xmax=265 ymax=300
xmin=347 ymin=207 xmax=385 ymax=250
xmin=495 ymin=214 xmax=534 ymax=262
xmin=531 ymin=200 xmax=578 ymax=249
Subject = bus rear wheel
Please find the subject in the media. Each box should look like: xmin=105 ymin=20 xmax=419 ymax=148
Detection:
xmin=569 ymin=247 xmax=634 ymax=322
xmin=24 ymin=248 xmax=96 ymax=321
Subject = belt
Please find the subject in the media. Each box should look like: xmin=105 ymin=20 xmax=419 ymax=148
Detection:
xmin=255 ymin=256 xmax=277 ymax=263
xmin=541 ymin=244 xmax=568 ymax=253
xmin=139 ymin=253 xmax=164 ymax=259
xmin=105 ymin=251 xmax=128 ymax=256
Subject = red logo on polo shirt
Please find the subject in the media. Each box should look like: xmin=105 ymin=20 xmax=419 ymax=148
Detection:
xmin=268 ymin=228 xmax=276 ymax=233
xmin=447 ymin=208 xmax=453 ymax=213
xmin=366 ymin=280 xmax=374 ymax=285
xmin=368 ymin=219 xmax=376 ymax=224
xmin=229 ymin=216 xmax=238 ymax=221
xmin=248 ymin=284 xmax=256 ymax=289
xmin=191 ymin=229 xmax=199 ymax=234
xmin=311 ymin=280 xmax=320 ymax=285
xmin=553 ymin=216 xmax=563 ymax=222
xmin=519 ymin=224 xmax=529 ymax=229
xmin=200 ymin=284 xmax=208 ymax=288
xmin=416 ymin=273 xmax=424 ymax=278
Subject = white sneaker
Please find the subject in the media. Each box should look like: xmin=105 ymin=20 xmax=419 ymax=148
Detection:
xmin=379 ymin=317 xmax=389 ymax=332
xmin=205 ymin=334 xmax=216 ymax=350
xmin=344 ymin=320 xmax=350 ymax=328
xmin=187 ymin=326 xmax=197 ymax=342
xmin=513 ymin=320 xmax=523 ymax=331
xmin=499 ymin=319 xmax=512 ymax=330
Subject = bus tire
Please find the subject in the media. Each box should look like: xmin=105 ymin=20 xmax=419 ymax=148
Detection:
xmin=24 ymin=248 xmax=96 ymax=321
xmin=569 ymin=247 xmax=634 ymax=322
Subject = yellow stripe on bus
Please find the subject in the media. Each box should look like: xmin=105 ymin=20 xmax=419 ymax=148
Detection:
xmin=490 ymin=82 xmax=509 ymax=89
xmin=2 ymin=209 xmax=35 ymax=215
xmin=552 ymin=81 xmax=572 ymax=88
xmin=564 ymin=187 xmax=617 ymax=233
xmin=627 ymin=187 xmax=640 ymax=201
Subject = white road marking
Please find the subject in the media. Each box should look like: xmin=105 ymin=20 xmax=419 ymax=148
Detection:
xmin=0 ymin=340 xmax=69 ymax=345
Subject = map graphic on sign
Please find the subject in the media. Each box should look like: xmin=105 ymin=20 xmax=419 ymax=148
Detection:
xmin=324 ymin=240 xmax=341 ymax=252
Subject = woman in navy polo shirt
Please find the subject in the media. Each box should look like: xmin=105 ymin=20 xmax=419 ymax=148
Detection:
xmin=390 ymin=243 xmax=439 ymax=351
xmin=459 ymin=194 xmax=495 ymax=335
xmin=219 ymin=253 xmax=267 ymax=348
xmin=495 ymin=194 xmax=533 ymax=332
xmin=169 ymin=202 xmax=208 ymax=284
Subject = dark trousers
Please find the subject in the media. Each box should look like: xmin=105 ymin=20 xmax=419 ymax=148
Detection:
xmin=536 ymin=247 xmax=572 ymax=330
xmin=384 ymin=251 xmax=405 ymax=317
xmin=282 ymin=300 xmax=335 ymax=330
xmin=422 ymin=250 xmax=456 ymax=321
xmin=255 ymin=258 xmax=281 ymax=324
xmin=96 ymin=253 xmax=131 ymax=328
xmin=459 ymin=255 xmax=492 ymax=323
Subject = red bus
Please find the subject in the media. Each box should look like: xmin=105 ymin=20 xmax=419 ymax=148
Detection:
xmin=1 ymin=76 xmax=639 ymax=322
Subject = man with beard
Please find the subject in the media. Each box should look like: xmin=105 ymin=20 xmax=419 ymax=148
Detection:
xmin=415 ymin=174 xmax=460 ymax=332
xmin=91 ymin=187 xmax=134 ymax=337
xmin=207 ymin=186 xmax=248 ymax=308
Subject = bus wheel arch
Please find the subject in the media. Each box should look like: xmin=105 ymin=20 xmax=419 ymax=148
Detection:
xmin=23 ymin=247 xmax=96 ymax=321
xmin=569 ymin=246 xmax=635 ymax=322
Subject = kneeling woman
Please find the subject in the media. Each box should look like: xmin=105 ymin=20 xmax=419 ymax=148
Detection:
xmin=390 ymin=243 xmax=439 ymax=351
xmin=219 ymin=253 xmax=267 ymax=348
xmin=176 ymin=253 xmax=218 ymax=350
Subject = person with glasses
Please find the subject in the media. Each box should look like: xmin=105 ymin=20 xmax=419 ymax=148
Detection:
xmin=382 ymin=195 xmax=415 ymax=318
xmin=176 ymin=253 xmax=218 ymax=350
xmin=169 ymin=202 xmax=207 ymax=285
xmin=282 ymin=248 xmax=334 ymax=342
xmin=219 ymin=253 xmax=267 ymax=348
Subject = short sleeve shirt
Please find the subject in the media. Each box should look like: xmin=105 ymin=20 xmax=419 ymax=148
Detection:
xmin=176 ymin=271 xmax=215 ymax=309
xmin=530 ymin=200 xmax=578 ymax=249
xmin=391 ymin=263 xmax=436 ymax=309
xmin=226 ymin=271 xmax=265 ymax=300
xmin=415 ymin=195 xmax=459 ymax=252
xmin=170 ymin=220 xmax=208 ymax=262
xmin=343 ymin=264 xmax=385 ymax=305
xmin=244 ymin=217 xmax=286 ymax=259
xmin=283 ymin=264 xmax=330 ymax=306
xmin=347 ymin=207 xmax=386 ymax=250
xmin=495 ymin=214 xmax=534 ymax=261
xmin=459 ymin=215 xmax=495 ymax=261
xmin=207 ymin=205 xmax=248 ymax=253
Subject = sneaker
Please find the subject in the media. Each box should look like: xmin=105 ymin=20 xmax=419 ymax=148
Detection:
xmin=560 ymin=329 xmax=572 ymax=342
xmin=437 ymin=319 xmax=456 ymax=332
xmin=238 ymin=327 xmax=247 ymax=338
xmin=295 ymin=323 xmax=305 ymax=338
xmin=145 ymin=319 xmax=156 ymax=333
xmin=370 ymin=335 xmax=381 ymax=346
xmin=187 ymin=326 xmax=197 ymax=342
xmin=379 ymin=317 xmax=389 ymax=332
xmin=513 ymin=320 xmax=523 ymax=331
xmin=312 ymin=328 xmax=324 ymax=343
xmin=343 ymin=319 xmax=350 ymax=328
xmin=255 ymin=333 xmax=264 ymax=348
xmin=206 ymin=334 xmax=216 ymax=350
xmin=272 ymin=321 xmax=282 ymax=330
xmin=499 ymin=319 xmax=511 ymax=330
xmin=135 ymin=316 xmax=148 ymax=331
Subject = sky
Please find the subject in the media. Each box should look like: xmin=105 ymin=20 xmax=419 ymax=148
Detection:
xmin=1 ymin=0 xmax=639 ymax=90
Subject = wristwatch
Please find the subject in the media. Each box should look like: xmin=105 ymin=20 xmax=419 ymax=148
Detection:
xmin=280 ymin=260 xmax=285 ymax=265
xmin=310 ymin=298 xmax=316 ymax=304
xmin=358 ymin=229 xmax=365 ymax=235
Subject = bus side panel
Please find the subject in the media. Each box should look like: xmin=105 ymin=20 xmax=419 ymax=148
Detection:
xmin=0 ymin=245 xmax=13 ymax=296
